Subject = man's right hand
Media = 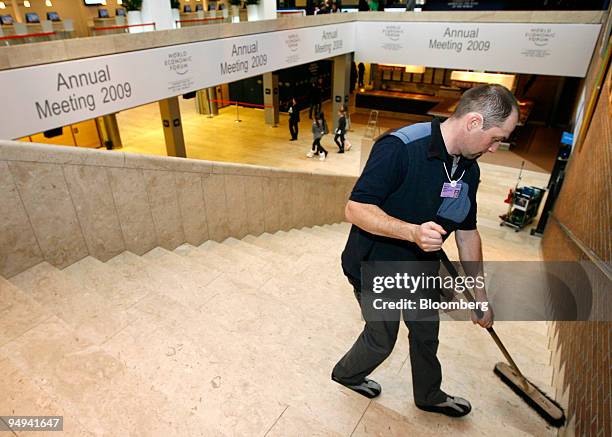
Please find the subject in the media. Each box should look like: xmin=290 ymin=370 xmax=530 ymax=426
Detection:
xmin=409 ymin=221 xmax=447 ymax=252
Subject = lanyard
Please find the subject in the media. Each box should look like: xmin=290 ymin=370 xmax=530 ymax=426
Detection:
xmin=443 ymin=161 xmax=465 ymax=188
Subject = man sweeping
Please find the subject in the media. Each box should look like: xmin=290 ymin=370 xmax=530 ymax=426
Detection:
xmin=332 ymin=84 xmax=519 ymax=417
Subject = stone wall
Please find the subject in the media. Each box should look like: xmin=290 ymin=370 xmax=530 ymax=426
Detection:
xmin=542 ymin=8 xmax=611 ymax=435
xmin=0 ymin=140 xmax=356 ymax=278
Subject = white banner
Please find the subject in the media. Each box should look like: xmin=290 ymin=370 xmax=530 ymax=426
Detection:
xmin=0 ymin=23 xmax=355 ymax=139
xmin=355 ymin=22 xmax=600 ymax=77
xmin=0 ymin=20 xmax=601 ymax=139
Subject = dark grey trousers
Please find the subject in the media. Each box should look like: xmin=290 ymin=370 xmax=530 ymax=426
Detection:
xmin=332 ymin=277 xmax=446 ymax=406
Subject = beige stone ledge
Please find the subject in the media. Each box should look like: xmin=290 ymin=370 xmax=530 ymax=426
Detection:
xmin=0 ymin=11 xmax=603 ymax=71
xmin=0 ymin=140 xmax=354 ymax=181
xmin=359 ymin=10 xmax=605 ymax=23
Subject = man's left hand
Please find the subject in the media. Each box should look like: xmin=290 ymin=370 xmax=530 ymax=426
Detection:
xmin=471 ymin=290 xmax=494 ymax=328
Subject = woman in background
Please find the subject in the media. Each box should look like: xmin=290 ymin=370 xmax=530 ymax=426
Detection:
xmin=288 ymin=97 xmax=300 ymax=141
xmin=307 ymin=112 xmax=329 ymax=161
xmin=334 ymin=106 xmax=350 ymax=153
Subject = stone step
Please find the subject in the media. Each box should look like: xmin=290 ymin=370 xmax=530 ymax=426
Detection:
xmin=223 ymin=237 xmax=287 ymax=265
xmin=142 ymin=246 xmax=220 ymax=279
xmin=326 ymin=222 xmax=351 ymax=234
xmin=268 ymin=229 xmax=336 ymax=256
xmin=11 ymin=261 xmax=130 ymax=345
xmin=173 ymin=243 xmax=235 ymax=271
xmin=200 ymin=240 xmax=268 ymax=270
xmin=288 ymin=228 xmax=337 ymax=248
xmin=0 ymin=275 xmax=50 ymax=347
xmin=107 ymin=250 xmax=221 ymax=311
xmin=182 ymin=244 xmax=272 ymax=291
xmin=243 ymin=233 xmax=300 ymax=258
xmin=302 ymin=225 xmax=347 ymax=244
xmin=320 ymin=223 xmax=350 ymax=236
xmin=63 ymin=255 xmax=150 ymax=311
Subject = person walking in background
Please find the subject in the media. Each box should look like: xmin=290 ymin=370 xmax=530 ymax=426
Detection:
xmin=288 ymin=97 xmax=300 ymax=141
xmin=334 ymin=106 xmax=351 ymax=153
xmin=358 ymin=0 xmax=370 ymax=11
xmin=350 ymin=62 xmax=358 ymax=93
xmin=309 ymin=81 xmax=322 ymax=119
xmin=307 ymin=112 xmax=329 ymax=161
xmin=358 ymin=62 xmax=366 ymax=88
xmin=306 ymin=0 xmax=316 ymax=15
xmin=317 ymin=0 xmax=331 ymax=14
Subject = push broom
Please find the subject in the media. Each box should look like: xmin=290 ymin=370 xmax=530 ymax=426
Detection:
xmin=438 ymin=250 xmax=566 ymax=427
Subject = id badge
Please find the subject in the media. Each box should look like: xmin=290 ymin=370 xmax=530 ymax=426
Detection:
xmin=440 ymin=182 xmax=461 ymax=198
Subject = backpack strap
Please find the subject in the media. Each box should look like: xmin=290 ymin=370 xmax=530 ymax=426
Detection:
xmin=388 ymin=122 xmax=432 ymax=145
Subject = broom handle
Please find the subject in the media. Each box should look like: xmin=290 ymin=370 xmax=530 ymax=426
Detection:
xmin=438 ymin=251 xmax=526 ymax=380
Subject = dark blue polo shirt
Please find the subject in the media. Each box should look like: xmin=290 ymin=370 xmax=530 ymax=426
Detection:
xmin=341 ymin=118 xmax=480 ymax=281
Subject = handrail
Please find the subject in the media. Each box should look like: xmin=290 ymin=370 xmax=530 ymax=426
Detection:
xmin=211 ymin=99 xmax=274 ymax=109
xmin=92 ymin=22 xmax=156 ymax=31
xmin=0 ymin=31 xmax=55 ymax=41
xmin=277 ymin=9 xmax=307 ymax=16
xmin=175 ymin=17 xmax=225 ymax=24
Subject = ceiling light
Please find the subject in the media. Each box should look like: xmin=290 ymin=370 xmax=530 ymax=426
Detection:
xmin=0 ymin=2 xmax=6 ymax=10
xmin=24 ymin=0 xmax=31 ymax=6
xmin=117 ymin=0 xmax=122 ymax=4
xmin=450 ymin=71 xmax=516 ymax=89
xmin=385 ymin=64 xmax=426 ymax=74
xmin=45 ymin=0 xmax=53 ymax=7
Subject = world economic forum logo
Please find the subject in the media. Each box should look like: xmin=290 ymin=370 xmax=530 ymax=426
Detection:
xmin=285 ymin=33 xmax=300 ymax=52
xmin=382 ymin=25 xmax=403 ymax=42
xmin=524 ymin=27 xmax=556 ymax=47
xmin=164 ymin=50 xmax=193 ymax=76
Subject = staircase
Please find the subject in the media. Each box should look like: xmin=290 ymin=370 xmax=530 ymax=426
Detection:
xmin=1 ymin=223 xmax=556 ymax=436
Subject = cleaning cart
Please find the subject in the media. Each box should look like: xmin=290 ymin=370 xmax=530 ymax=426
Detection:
xmin=500 ymin=185 xmax=545 ymax=231
xmin=499 ymin=162 xmax=545 ymax=232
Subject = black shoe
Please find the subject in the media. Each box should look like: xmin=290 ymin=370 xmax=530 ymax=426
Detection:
xmin=338 ymin=150 xmax=344 ymax=153
xmin=416 ymin=395 xmax=472 ymax=417
xmin=290 ymin=138 xmax=296 ymax=141
xmin=332 ymin=374 xmax=381 ymax=399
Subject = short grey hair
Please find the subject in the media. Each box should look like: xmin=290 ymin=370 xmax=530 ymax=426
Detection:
xmin=451 ymin=84 xmax=519 ymax=130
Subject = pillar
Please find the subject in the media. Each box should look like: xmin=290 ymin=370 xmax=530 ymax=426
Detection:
xmin=370 ymin=63 xmax=379 ymax=89
xmin=11 ymin=0 xmax=23 ymax=23
xmin=196 ymin=88 xmax=219 ymax=116
xmin=141 ymin=0 xmax=174 ymax=31
xmin=159 ymin=97 xmax=186 ymax=157
xmin=332 ymin=53 xmax=351 ymax=131
xmin=101 ymin=114 xmax=123 ymax=150
xmin=257 ymin=0 xmax=277 ymax=21
xmin=263 ymin=73 xmax=279 ymax=127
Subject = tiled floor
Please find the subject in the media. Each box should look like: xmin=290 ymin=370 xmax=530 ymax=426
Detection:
xmin=115 ymin=98 xmax=552 ymax=177
xmin=0 ymin=219 xmax=556 ymax=436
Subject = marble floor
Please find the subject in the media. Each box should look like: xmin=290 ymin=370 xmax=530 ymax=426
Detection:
xmin=1 ymin=101 xmax=557 ymax=436
xmin=115 ymin=98 xmax=551 ymax=177
xmin=0 ymin=217 xmax=556 ymax=436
